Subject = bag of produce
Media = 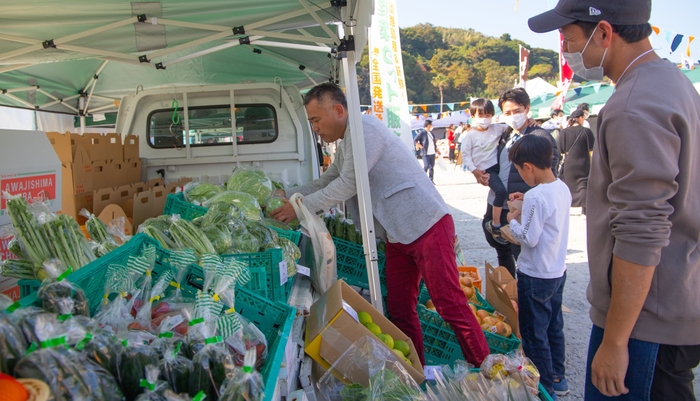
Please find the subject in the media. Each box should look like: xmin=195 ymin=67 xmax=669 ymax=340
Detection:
xmin=37 ymin=208 xmax=96 ymax=269
xmin=0 ymin=295 xmax=29 ymax=375
xmin=135 ymin=364 xmax=171 ymax=401
xmin=504 ymin=349 xmax=541 ymax=396
xmin=262 ymin=218 xmax=291 ymax=232
xmin=277 ymin=237 xmax=300 ymax=277
xmin=225 ymin=167 xmax=273 ymax=205
xmin=81 ymin=208 xmax=119 ymax=253
xmin=188 ymin=293 xmax=232 ymax=400
xmin=203 ymin=191 xmax=262 ymax=222
xmin=183 ymin=181 xmax=224 ymax=205
xmin=81 ymin=324 xmax=121 ymax=377
xmin=0 ymin=257 xmax=43 ymax=280
xmin=37 ymin=259 xmax=89 ymax=317
xmin=117 ymin=327 xmax=161 ymax=401
xmin=3 ymin=191 xmax=52 ymax=265
xmin=140 ymin=216 xmax=178 ymax=250
xmin=134 ymin=270 xmax=173 ymax=332
xmin=170 ymin=215 xmax=217 ymax=256
xmin=264 ymin=196 xmax=300 ymax=230
xmin=219 ymin=348 xmax=264 ymax=401
xmin=129 ymin=246 xmax=158 ymax=319
xmin=160 ymin=343 xmax=193 ymax=394
xmin=222 ymin=312 xmax=267 ymax=371
xmin=96 ymin=263 xmax=140 ymax=331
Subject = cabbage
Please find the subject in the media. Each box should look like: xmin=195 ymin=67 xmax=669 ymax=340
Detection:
xmin=226 ymin=168 xmax=273 ymax=205
xmin=203 ymin=191 xmax=262 ymax=221
xmin=183 ymin=182 xmax=223 ymax=204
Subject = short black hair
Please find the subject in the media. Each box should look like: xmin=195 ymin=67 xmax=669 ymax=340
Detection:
xmin=576 ymin=102 xmax=590 ymax=112
xmin=303 ymin=82 xmax=348 ymax=109
xmin=424 ymin=119 xmax=433 ymax=128
xmin=498 ymin=88 xmax=530 ymax=111
xmin=574 ymin=21 xmax=652 ymax=44
xmin=508 ymin=134 xmax=553 ymax=170
xmin=551 ymin=109 xmax=563 ymax=117
xmin=470 ymin=98 xmax=495 ymax=117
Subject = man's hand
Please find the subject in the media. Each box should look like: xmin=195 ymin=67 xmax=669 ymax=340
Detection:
xmin=415 ymin=143 xmax=423 ymax=150
xmin=591 ymin=341 xmax=630 ymax=397
xmin=527 ymin=118 xmax=539 ymax=127
xmin=509 ymin=192 xmax=525 ymax=201
xmin=269 ymin=199 xmax=298 ymax=224
xmin=506 ymin=209 xmax=521 ymax=222
xmin=472 ymin=170 xmax=490 ymax=186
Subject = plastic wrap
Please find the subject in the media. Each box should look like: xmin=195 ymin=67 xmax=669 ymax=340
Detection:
xmin=0 ymin=295 xmax=29 ymax=375
xmin=264 ymin=196 xmax=300 ymax=230
xmin=81 ymin=208 xmax=119 ymax=253
xmin=160 ymin=343 xmax=193 ymax=394
xmin=225 ymin=167 xmax=274 ymax=205
xmin=183 ymin=181 xmax=224 ymax=205
xmin=219 ymin=348 xmax=264 ymax=401
xmin=129 ymin=246 xmax=158 ymax=319
xmin=3 ymin=191 xmax=53 ymax=265
xmin=95 ymin=263 xmax=139 ymax=332
xmin=203 ymin=191 xmax=262 ymax=222
xmin=134 ymin=364 xmax=171 ymax=401
xmin=189 ymin=321 xmax=235 ymax=401
xmin=37 ymin=259 xmax=89 ymax=316
xmin=504 ymin=349 xmax=541 ymax=396
xmin=139 ymin=216 xmax=177 ymax=250
xmin=135 ymin=270 xmax=173 ymax=331
xmin=277 ymin=237 xmax=300 ymax=277
xmin=117 ymin=328 xmax=161 ymax=401
xmin=317 ymin=336 xmax=425 ymax=401
xmin=38 ymin=210 xmax=97 ymax=269
xmin=243 ymin=221 xmax=277 ymax=251
xmin=0 ymin=258 xmax=43 ymax=280
xmin=169 ymin=215 xmax=217 ymax=255
xmin=222 ymin=312 xmax=267 ymax=371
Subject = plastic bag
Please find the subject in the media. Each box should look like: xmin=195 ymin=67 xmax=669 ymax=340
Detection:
xmin=201 ymin=225 xmax=234 ymax=254
xmin=219 ymin=348 xmax=264 ymax=401
xmin=189 ymin=321 xmax=235 ymax=401
xmin=289 ymin=193 xmax=336 ymax=293
xmin=37 ymin=259 xmax=89 ymax=316
xmin=223 ymin=313 xmax=267 ymax=371
xmin=504 ymin=349 xmax=541 ymax=396
xmin=140 ymin=216 xmax=178 ymax=250
xmin=38 ymin=210 xmax=97 ymax=269
xmin=117 ymin=329 xmax=161 ymax=401
xmin=169 ymin=215 xmax=217 ymax=255
xmin=135 ymin=270 xmax=173 ymax=331
xmin=225 ymin=167 xmax=274 ymax=205
xmin=0 ymin=295 xmax=29 ymax=375
xmin=81 ymin=208 xmax=119 ymax=252
xmin=3 ymin=191 xmax=53 ymax=265
xmin=264 ymin=196 xmax=300 ymax=230
xmin=203 ymin=191 xmax=262 ymax=222
xmin=183 ymin=181 xmax=224 ymax=205
xmin=135 ymin=364 xmax=171 ymax=401
xmin=160 ymin=343 xmax=193 ymax=394
xmin=277 ymin=237 xmax=300 ymax=277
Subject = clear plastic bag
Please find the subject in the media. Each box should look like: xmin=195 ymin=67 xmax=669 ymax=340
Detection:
xmin=189 ymin=321 xmax=235 ymax=401
xmin=0 ymin=294 xmax=29 ymax=375
xmin=169 ymin=214 xmax=217 ymax=255
xmin=264 ymin=196 xmax=300 ymax=230
xmin=219 ymin=348 xmax=264 ymax=401
xmin=160 ymin=343 xmax=193 ymax=394
xmin=225 ymin=166 xmax=274 ymax=205
xmin=183 ymin=181 xmax=224 ymax=205
xmin=203 ymin=191 xmax=263 ymax=222
xmin=81 ymin=208 xmax=119 ymax=252
xmin=37 ymin=259 xmax=89 ymax=317
xmin=38 ymin=210 xmax=96 ymax=269
xmin=135 ymin=364 xmax=172 ymax=401
xmin=117 ymin=328 xmax=161 ymax=401
xmin=504 ymin=349 xmax=541 ymax=396
xmin=222 ymin=312 xmax=267 ymax=371
xmin=139 ymin=216 xmax=178 ymax=250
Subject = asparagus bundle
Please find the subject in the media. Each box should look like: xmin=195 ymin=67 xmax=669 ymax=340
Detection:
xmin=4 ymin=192 xmax=52 ymax=265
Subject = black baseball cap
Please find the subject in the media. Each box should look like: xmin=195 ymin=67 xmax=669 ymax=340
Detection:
xmin=528 ymin=0 xmax=651 ymax=33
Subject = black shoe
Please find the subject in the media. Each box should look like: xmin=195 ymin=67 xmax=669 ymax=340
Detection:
xmin=485 ymin=220 xmax=509 ymax=245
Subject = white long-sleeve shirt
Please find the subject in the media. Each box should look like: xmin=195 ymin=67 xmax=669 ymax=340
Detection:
xmin=460 ymin=124 xmax=509 ymax=172
xmin=509 ymin=179 xmax=571 ymax=279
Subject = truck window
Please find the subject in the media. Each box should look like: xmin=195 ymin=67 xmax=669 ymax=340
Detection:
xmin=147 ymin=104 xmax=278 ymax=148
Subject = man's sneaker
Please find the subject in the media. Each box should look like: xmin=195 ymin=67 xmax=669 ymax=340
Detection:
xmin=553 ymin=378 xmax=570 ymax=396
xmin=485 ymin=220 xmax=509 ymax=245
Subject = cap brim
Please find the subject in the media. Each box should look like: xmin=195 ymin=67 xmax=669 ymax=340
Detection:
xmin=528 ymin=9 xmax=576 ymax=33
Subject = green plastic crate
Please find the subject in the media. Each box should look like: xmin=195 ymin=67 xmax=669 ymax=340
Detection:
xmin=163 ymin=192 xmax=208 ymax=220
xmin=269 ymin=225 xmax=302 ymax=246
xmin=417 ymin=304 xmax=521 ymax=365
xmin=333 ymin=236 xmax=387 ymax=296
xmin=222 ymin=248 xmax=290 ymax=303
xmin=417 ymin=282 xmax=494 ymax=314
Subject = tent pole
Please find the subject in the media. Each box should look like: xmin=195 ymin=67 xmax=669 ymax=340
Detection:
xmin=80 ymin=116 xmax=86 ymax=135
xmin=229 ymin=90 xmax=238 ymax=157
xmin=251 ymin=40 xmax=330 ymax=53
xmin=0 ymin=64 xmax=31 ymax=74
xmin=247 ymin=30 xmax=336 ymax=45
xmin=337 ymin=22 xmax=383 ymax=312
xmin=161 ymin=36 xmax=264 ymax=68
xmin=297 ymin=0 xmax=341 ymax=42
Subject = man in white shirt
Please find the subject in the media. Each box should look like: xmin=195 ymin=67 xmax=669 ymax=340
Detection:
xmin=414 ymin=120 xmax=440 ymax=183
xmin=542 ymin=109 xmax=565 ymax=131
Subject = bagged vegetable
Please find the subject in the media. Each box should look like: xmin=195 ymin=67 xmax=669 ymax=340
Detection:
xmin=3 ymin=191 xmax=52 ymax=265
xmin=160 ymin=343 xmax=193 ymax=394
xmin=504 ymin=349 xmax=541 ymax=396
xmin=277 ymin=237 xmax=300 ymax=277
xmin=81 ymin=208 xmax=119 ymax=253
xmin=135 ymin=364 xmax=171 ymax=401
xmin=203 ymin=191 xmax=262 ymax=222
xmin=152 ymin=249 xmax=198 ymax=339
xmin=219 ymin=348 xmax=264 ymax=401
xmin=170 ymin=215 xmax=216 ymax=255
xmin=264 ymin=197 xmax=299 ymax=230
xmin=140 ymin=216 xmax=177 ymax=250
xmin=118 ymin=328 xmax=161 ymax=401
xmin=38 ymin=209 xmax=96 ymax=269
xmin=189 ymin=321 xmax=235 ymax=401
xmin=262 ymin=218 xmax=291 ymax=232
xmin=0 ymin=295 xmax=28 ymax=375
xmin=135 ymin=270 xmax=173 ymax=332
xmin=183 ymin=181 xmax=224 ymax=205
xmin=202 ymin=225 xmax=233 ymax=254
xmin=81 ymin=325 xmax=121 ymax=377
xmin=0 ymin=258 xmax=43 ymax=280
xmin=129 ymin=246 xmax=158 ymax=319
xmin=225 ymin=167 xmax=273 ymax=205
xmin=95 ymin=264 xmax=139 ymax=331
xmin=37 ymin=259 xmax=89 ymax=317
xmin=222 ymin=313 xmax=267 ymax=371
xmin=244 ymin=221 xmax=277 ymax=251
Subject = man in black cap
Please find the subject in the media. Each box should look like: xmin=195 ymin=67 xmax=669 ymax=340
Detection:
xmin=529 ymin=1 xmax=700 ymax=400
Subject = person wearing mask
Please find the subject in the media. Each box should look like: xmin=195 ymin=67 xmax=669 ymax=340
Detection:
xmin=576 ymin=102 xmax=591 ymax=128
xmin=414 ymin=120 xmax=440 ymax=183
xmin=477 ymin=88 xmax=559 ymax=277
xmin=271 ymin=82 xmax=489 ymax=367
xmin=530 ymin=1 xmax=700 ymax=399
xmin=542 ymin=109 xmax=566 ymax=142
xmin=557 ymin=109 xmax=594 ymax=215
xmin=447 ymin=124 xmax=457 ymax=163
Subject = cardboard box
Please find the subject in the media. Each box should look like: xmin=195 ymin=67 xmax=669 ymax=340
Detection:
xmin=124 ymin=158 xmax=142 ymax=185
xmin=485 ymin=262 xmax=519 ymax=338
xmin=46 ymin=132 xmax=74 ymax=164
xmin=84 ymin=133 xmax=108 ymax=162
xmin=104 ymin=133 xmax=123 ymax=161
xmin=0 ymin=130 xmax=62 ymax=226
xmin=305 ymin=280 xmax=425 ymax=385
xmin=92 ymin=160 xmax=110 ymax=189
xmin=123 ymin=134 xmax=139 ymax=160
xmin=110 ymin=160 xmax=127 ymax=188
xmin=98 ymin=204 xmax=133 ymax=237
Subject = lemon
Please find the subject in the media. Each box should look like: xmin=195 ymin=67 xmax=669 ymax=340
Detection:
xmin=394 ymin=340 xmax=410 ymax=357
xmin=382 ymin=333 xmax=394 ymax=349
xmin=358 ymin=311 xmax=373 ymax=326
xmin=392 ymin=349 xmax=404 ymax=359
xmin=366 ymin=323 xmax=382 ymax=336
xmin=376 ymin=333 xmax=387 ymax=343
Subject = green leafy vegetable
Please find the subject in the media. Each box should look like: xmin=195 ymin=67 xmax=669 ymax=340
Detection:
xmin=225 ymin=168 xmax=273 ymax=205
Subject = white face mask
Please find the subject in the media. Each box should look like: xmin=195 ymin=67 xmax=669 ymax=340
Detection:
xmin=502 ymin=112 xmax=527 ymax=131
xmin=472 ymin=117 xmax=492 ymax=129
xmin=562 ymin=26 xmax=608 ymax=82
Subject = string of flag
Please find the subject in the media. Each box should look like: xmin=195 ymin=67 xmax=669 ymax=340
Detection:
xmin=650 ymin=25 xmax=697 ymax=69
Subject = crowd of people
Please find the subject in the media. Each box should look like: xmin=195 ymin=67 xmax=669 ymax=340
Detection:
xmin=272 ymin=1 xmax=700 ymax=400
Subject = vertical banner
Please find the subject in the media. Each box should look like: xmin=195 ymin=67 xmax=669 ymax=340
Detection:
xmin=519 ymin=45 xmax=530 ymax=86
xmin=552 ymin=33 xmax=574 ymax=110
xmin=369 ymin=0 xmax=413 ymax=150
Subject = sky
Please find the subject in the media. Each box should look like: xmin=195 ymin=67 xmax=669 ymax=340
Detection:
xmin=397 ymin=0 xmax=700 ymax=63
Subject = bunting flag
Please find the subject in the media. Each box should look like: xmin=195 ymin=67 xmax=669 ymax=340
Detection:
xmin=539 ymin=93 xmax=548 ymax=102
xmin=593 ymin=83 xmax=602 ymax=93
xmin=446 ymin=103 xmax=454 ymax=111
xmin=651 ymin=25 xmax=660 ymax=35
xmin=671 ymin=34 xmax=685 ymax=54
xmin=574 ymin=88 xmax=582 ymax=96
xmin=519 ymin=45 xmax=530 ymax=86
xmin=684 ymin=36 xmax=696 ymax=70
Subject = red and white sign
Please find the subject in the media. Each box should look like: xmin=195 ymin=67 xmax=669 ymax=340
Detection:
xmin=0 ymin=234 xmax=16 ymax=261
xmin=1 ymin=173 xmax=57 ymax=209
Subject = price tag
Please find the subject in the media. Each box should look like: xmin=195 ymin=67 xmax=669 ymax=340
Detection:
xmin=424 ymin=365 xmax=443 ymax=381
xmin=296 ymin=264 xmax=310 ymax=277
xmin=279 ymin=261 xmax=288 ymax=285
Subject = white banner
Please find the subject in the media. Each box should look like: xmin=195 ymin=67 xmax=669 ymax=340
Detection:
xmin=368 ymin=0 xmax=413 ymax=151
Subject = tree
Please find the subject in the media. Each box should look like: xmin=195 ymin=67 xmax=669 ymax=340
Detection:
xmin=431 ymin=73 xmax=450 ymax=113
xmin=528 ymin=63 xmax=554 ymax=79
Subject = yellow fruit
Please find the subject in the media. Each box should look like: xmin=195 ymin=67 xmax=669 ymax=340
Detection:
xmin=377 ymin=333 xmax=387 ymax=343
xmin=392 ymin=349 xmax=404 ymax=359
xmin=425 ymin=299 xmax=435 ymax=310
xmin=394 ymin=340 xmax=410 ymax=357
xmin=482 ymin=316 xmax=499 ymax=326
xmin=462 ymin=286 xmax=475 ymax=299
xmin=476 ymin=310 xmax=491 ymax=320
xmin=358 ymin=311 xmax=373 ymax=326
xmin=382 ymin=334 xmax=395 ymax=349
xmin=366 ymin=323 xmax=382 ymax=336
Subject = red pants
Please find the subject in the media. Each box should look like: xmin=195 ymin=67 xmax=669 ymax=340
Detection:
xmin=385 ymin=214 xmax=489 ymax=366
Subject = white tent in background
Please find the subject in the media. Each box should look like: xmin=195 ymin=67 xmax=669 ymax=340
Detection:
xmin=524 ymin=77 xmax=557 ymax=99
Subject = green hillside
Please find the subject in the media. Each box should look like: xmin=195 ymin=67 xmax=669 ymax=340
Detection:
xmin=357 ymin=23 xmax=560 ymax=105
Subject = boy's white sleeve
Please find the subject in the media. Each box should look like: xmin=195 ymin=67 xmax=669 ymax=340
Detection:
xmin=460 ymin=134 xmax=477 ymax=172
xmin=509 ymin=196 xmax=546 ymax=248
